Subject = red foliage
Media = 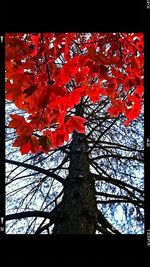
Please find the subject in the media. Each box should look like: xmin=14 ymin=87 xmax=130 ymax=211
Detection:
xmin=5 ymin=33 xmax=144 ymax=154
xmin=65 ymin=116 xmax=87 ymax=134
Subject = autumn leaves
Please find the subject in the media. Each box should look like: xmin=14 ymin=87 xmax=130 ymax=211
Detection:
xmin=5 ymin=33 xmax=144 ymax=154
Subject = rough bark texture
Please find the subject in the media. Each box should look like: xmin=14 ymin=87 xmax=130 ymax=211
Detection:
xmin=53 ymin=131 xmax=97 ymax=234
xmin=52 ymin=102 xmax=97 ymax=234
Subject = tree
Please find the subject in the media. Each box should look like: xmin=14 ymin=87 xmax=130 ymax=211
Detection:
xmin=5 ymin=32 xmax=144 ymax=234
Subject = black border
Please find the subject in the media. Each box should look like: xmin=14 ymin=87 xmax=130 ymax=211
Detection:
xmin=1 ymin=0 xmax=149 ymax=265
xmin=145 ymin=0 xmax=150 ymax=254
xmin=0 ymin=32 xmax=5 ymax=235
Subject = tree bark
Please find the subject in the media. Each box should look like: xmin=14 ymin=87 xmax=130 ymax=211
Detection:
xmin=52 ymin=101 xmax=97 ymax=234
xmin=52 ymin=131 xmax=97 ymax=234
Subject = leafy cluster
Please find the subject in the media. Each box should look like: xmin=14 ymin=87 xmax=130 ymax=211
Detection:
xmin=5 ymin=33 xmax=144 ymax=154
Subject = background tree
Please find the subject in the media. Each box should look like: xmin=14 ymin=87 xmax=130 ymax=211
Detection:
xmin=5 ymin=33 xmax=144 ymax=234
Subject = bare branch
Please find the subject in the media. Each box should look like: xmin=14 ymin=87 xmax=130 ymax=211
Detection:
xmin=6 ymin=159 xmax=65 ymax=185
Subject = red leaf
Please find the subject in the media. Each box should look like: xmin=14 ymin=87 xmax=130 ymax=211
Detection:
xmin=39 ymin=135 xmax=51 ymax=154
xmin=86 ymin=85 xmax=100 ymax=103
xmin=30 ymin=34 xmax=40 ymax=57
xmin=135 ymin=86 xmax=144 ymax=96
xmin=6 ymin=86 xmax=24 ymax=109
xmin=55 ymin=126 xmax=69 ymax=147
xmin=88 ymin=46 xmax=96 ymax=60
xmin=12 ymin=135 xmax=40 ymax=155
xmin=9 ymin=114 xmax=25 ymax=129
xmin=108 ymin=106 xmax=120 ymax=117
xmin=65 ymin=116 xmax=87 ymax=134
xmin=125 ymin=106 xmax=141 ymax=121
xmin=124 ymin=120 xmax=130 ymax=127
xmin=131 ymin=57 xmax=141 ymax=70
xmin=16 ymin=67 xmax=25 ymax=74
xmin=108 ymin=99 xmax=124 ymax=117
xmin=9 ymin=114 xmax=33 ymax=135
xmin=68 ymin=87 xmax=86 ymax=109
xmin=55 ymin=56 xmax=79 ymax=86
xmin=49 ymin=85 xmax=68 ymax=97
xmin=20 ymin=142 xmax=31 ymax=155
xmin=78 ymin=55 xmax=90 ymax=68
xmin=31 ymin=34 xmax=40 ymax=46
xmin=74 ymin=67 xmax=89 ymax=85
xmin=124 ymin=94 xmax=142 ymax=121
xmin=44 ymin=126 xmax=69 ymax=148
xmin=96 ymin=52 xmax=109 ymax=65
xmin=58 ymin=111 xmax=66 ymax=127
xmin=23 ymin=84 xmax=37 ymax=98
xmin=64 ymin=41 xmax=70 ymax=61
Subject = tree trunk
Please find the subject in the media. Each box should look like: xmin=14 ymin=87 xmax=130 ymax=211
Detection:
xmin=52 ymin=130 xmax=97 ymax=234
